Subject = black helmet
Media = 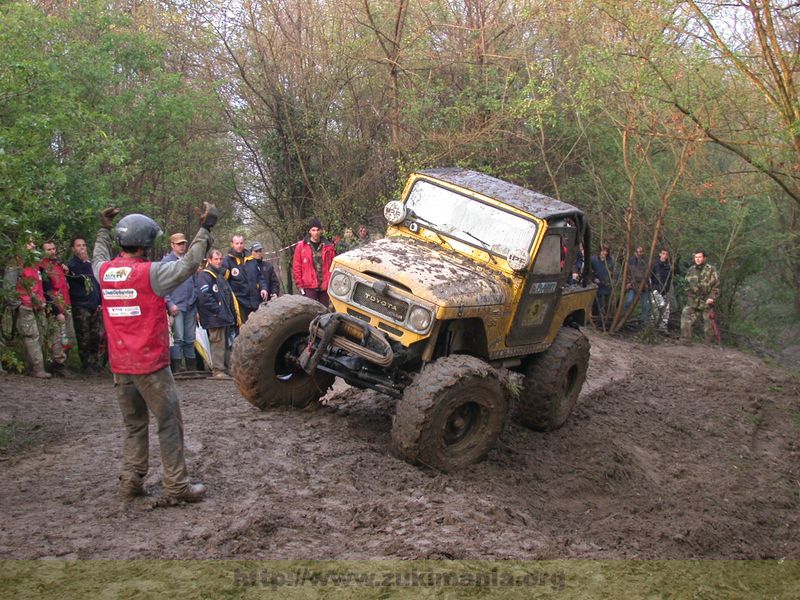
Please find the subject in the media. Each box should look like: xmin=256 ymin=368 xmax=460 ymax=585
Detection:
xmin=115 ymin=214 xmax=163 ymax=248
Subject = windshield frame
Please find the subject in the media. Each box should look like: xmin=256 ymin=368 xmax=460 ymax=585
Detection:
xmin=403 ymin=178 xmax=540 ymax=259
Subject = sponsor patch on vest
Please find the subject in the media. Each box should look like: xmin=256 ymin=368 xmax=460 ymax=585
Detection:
xmin=231 ymin=267 xmax=240 ymax=277
xmin=103 ymin=267 xmax=133 ymax=282
xmin=102 ymin=288 xmax=138 ymax=300
xmin=107 ymin=305 xmax=142 ymax=317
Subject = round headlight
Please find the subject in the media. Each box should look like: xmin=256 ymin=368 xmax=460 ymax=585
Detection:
xmin=329 ymin=272 xmax=352 ymax=297
xmin=507 ymin=248 xmax=530 ymax=271
xmin=408 ymin=306 xmax=433 ymax=332
xmin=384 ymin=200 xmax=407 ymax=225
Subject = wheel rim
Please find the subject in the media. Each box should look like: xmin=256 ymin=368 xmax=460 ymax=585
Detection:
xmin=275 ymin=333 xmax=308 ymax=381
xmin=443 ymin=401 xmax=482 ymax=446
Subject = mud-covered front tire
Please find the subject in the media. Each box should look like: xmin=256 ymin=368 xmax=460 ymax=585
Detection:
xmin=514 ymin=327 xmax=590 ymax=431
xmin=231 ymin=295 xmax=334 ymax=409
xmin=391 ymin=355 xmax=507 ymax=471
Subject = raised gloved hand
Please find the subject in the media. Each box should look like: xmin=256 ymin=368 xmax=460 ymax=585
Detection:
xmin=197 ymin=202 xmax=218 ymax=230
xmin=99 ymin=207 xmax=120 ymax=229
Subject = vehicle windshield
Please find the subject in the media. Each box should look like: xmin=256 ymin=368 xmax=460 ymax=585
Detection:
xmin=405 ymin=180 xmax=538 ymax=256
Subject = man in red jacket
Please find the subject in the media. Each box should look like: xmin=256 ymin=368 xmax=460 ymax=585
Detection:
xmin=40 ymin=241 xmax=73 ymax=377
xmin=3 ymin=240 xmax=50 ymax=378
xmin=93 ymin=203 xmax=217 ymax=503
xmin=292 ymin=217 xmax=335 ymax=306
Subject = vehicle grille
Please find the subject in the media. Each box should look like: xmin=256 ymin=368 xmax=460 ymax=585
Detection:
xmin=352 ymin=283 xmax=408 ymax=322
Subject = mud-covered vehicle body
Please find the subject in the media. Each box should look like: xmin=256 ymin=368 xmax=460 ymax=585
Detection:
xmin=232 ymin=168 xmax=595 ymax=470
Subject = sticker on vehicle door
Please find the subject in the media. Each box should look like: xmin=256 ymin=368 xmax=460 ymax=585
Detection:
xmin=529 ymin=281 xmax=557 ymax=295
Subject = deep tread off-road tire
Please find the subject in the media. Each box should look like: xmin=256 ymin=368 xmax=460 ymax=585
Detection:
xmin=514 ymin=327 xmax=590 ymax=431
xmin=391 ymin=355 xmax=507 ymax=472
xmin=231 ymin=295 xmax=334 ymax=409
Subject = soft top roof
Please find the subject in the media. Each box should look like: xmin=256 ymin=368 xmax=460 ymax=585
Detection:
xmin=418 ymin=168 xmax=583 ymax=221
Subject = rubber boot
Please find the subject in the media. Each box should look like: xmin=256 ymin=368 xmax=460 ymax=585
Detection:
xmin=170 ymin=358 xmax=185 ymax=374
xmin=119 ymin=472 xmax=146 ymax=499
xmin=167 ymin=482 xmax=205 ymax=503
xmin=50 ymin=362 xmax=73 ymax=378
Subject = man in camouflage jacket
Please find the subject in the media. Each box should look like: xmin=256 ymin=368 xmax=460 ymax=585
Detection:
xmin=680 ymin=251 xmax=720 ymax=344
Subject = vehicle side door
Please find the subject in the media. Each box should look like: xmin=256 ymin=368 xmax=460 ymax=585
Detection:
xmin=507 ymin=224 xmax=575 ymax=345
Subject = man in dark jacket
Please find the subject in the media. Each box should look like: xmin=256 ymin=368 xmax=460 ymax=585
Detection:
xmin=590 ymin=245 xmax=614 ymax=328
xmin=197 ymin=248 xmax=237 ymax=379
xmin=248 ymin=241 xmax=280 ymax=304
xmin=623 ymin=246 xmax=651 ymax=325
xmin=650 ymin=248 xmax=677 ymax=332
xmin=223 ymin=234 xmax=266 ymax=323
xmin=66 ymin=237 xmax=103 ymax=374
xmin=161 ymin=232 xmax=198 ymax=373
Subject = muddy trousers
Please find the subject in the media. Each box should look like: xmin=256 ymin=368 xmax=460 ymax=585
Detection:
xmin=680 ymin=306 xmax=713 ymax=343
xmin=44 ymin=313 xmax=69 ymax=366
xmin=15 ymin=306 xmax=47 ymax=375
xmin=207 ymin=326 xmax=229 ymax=374
xmin=114 ymin=366 xmax=191 ymax=495
xmin=72 ymin=306 xmax=102 ymax=368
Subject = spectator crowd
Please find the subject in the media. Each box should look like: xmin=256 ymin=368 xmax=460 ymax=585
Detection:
xmin=1 ymin=214 xmax=375 ymax=379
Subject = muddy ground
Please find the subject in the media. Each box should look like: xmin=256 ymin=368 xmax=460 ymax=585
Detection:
xmin=0 ymin=330 xmax=798 ymax=560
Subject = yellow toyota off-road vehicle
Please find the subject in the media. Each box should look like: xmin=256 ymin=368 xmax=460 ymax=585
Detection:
xmin=231 ymin=168 xmax=596 ymax=471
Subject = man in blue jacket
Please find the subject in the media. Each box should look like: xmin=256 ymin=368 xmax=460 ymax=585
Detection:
xmin=197 ymin=249 xmax=238 ymax=379
xmin=590 ymin=245 xmax=614 ymax=329
xmin=246 ymin=241 xmax=280 ymax=308
xmin=66 ymin=237 xmax=103 ymax=374
xmin=223 ymin=234 xmax=267 ymax=323
xmin=161 ymin=232 xmax=198 ymax=373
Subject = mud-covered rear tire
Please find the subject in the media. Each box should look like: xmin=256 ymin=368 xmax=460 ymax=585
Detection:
xmin=391 ymin=355 xmax=507 ymax=472
xmin=231 ymin=295 xmax=334 ymax=409
xmin=514 ymin=327 xmax=589 ymax=431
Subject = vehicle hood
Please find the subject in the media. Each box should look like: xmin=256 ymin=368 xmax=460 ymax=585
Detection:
xmin=335 ymin=236 xmax=512 ymax=307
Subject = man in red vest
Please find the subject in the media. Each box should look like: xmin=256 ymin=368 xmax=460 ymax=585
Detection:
xmin=92 ymin=203 xmax=217 ymax=503
xmin=3 ymin=239 xmax=50 ymax=378
xmin=40 ymin=240 xmax=73 ymax=377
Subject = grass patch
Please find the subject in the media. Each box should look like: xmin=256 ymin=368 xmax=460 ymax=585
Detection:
xmin=0 ymin=421 xmax=45 ymax=456
xmin=741 ymin=412 xmax=764 ymax=426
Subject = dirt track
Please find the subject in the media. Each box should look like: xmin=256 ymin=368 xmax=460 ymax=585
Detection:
xmin=0 ymin=331 xmax=798 ymax=560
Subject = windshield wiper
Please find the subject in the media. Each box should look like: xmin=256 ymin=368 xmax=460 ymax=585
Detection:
xmin=406 ymin=208 xmax=455 ymax=251
xmin=459 ymin=230 xmax=498 ymax=264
